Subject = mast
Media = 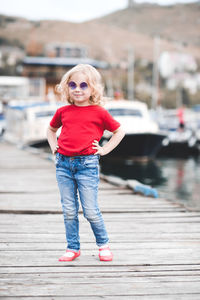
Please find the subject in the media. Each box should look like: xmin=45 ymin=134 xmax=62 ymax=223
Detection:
xmin=127 ymin=47 xmax=134 ymax=101
xmin=152 ymin=36 xmax=160 ymax=109
xmin=127 ymin=0 xmax=135 ymax=8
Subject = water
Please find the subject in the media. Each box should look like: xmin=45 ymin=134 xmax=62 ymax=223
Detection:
xmin=100 ymin=156 xmax=200 ymax=210
xmin=38 ymin=143 xmax=200 ymax=210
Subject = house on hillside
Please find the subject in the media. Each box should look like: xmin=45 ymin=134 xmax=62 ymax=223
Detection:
xmin=45 ymin=43 xmax=88 ymax=59
xmin=22 ymin=43 xmax=108 ymax=98
xmin=158 ymin=51 xmax=200 ymax=94
xmin=159 ymin=51 xmax=197 ymax=78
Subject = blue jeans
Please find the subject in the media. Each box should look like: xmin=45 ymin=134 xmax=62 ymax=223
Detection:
xmin=55 ymin=153 xmax=109 ymax=251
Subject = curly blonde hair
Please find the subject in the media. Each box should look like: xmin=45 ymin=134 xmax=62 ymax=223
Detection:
xmin=55 ymin=64 xmax=104 ymax=105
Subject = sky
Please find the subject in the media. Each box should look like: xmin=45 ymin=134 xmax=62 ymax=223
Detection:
xmin=0 ymin=0 xmax=198 ymax=23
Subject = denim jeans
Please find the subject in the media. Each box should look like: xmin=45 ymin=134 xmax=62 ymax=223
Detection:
xmin=55 ymin=153 xmax=109 ymax=251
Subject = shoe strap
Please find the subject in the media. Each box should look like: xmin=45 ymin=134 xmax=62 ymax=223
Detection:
xmin=66 ymin=249 xmax=77 ymax=253
xmin=99 ymin=246 xmax=110 ymax=251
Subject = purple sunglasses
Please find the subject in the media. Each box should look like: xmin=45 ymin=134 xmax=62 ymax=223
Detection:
xmin=68 ymin=81 xmax=88 ymax=90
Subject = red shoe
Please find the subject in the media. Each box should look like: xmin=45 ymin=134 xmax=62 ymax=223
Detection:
xmin=58 ymin=250 xmax=81 ymax=262
xmin=99 ymin=247 xmax=113 ymax=261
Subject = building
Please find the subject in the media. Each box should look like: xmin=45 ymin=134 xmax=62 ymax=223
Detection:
xmin=45 ymin=43 xmax=88 ymax=59
xmin=22 ymin=43 xmax=109 ymax=97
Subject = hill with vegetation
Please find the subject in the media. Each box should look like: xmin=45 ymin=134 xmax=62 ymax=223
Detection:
xmin=0 ymin=2 xmax=200 ymax=64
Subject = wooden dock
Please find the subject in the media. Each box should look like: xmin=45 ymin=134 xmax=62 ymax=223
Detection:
xmin=0 ymin=141 xmax=200 ymax=299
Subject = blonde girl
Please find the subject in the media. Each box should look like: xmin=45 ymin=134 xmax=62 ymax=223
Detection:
xmin=47 ymin=64 xmax=125 ymax=261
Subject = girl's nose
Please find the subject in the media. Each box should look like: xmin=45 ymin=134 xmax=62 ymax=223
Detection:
xmin=75 ymin=85 xmax=81 ymax=91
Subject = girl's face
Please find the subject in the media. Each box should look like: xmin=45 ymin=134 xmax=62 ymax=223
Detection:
xmin=68 ymin=72 xmax=92 ymax=106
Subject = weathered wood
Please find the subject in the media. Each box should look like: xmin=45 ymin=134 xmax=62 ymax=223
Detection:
xmin=0 ymin=264 xmax=200 ymax=274
xmin=0 ymin=141 xmax=200 ymax=298
xmin=0 ymin=241 xmax=199 ymax=251
xmin=1 ymin=281 xmax=200 ymax=297
xmin=1 ymin=296 xmax=200 ymax=300
xmin=1 ymin=274 xmax=200 ymax=283
xmin=0 ymin=250 xmax=200 ymax=267
xmin=1 ymin=297 xmax=200 ymax=300
xmin=1 ymin=224 xmax=200 ymax=234
xmin=1 ymin=212 xmax=200 ymax=221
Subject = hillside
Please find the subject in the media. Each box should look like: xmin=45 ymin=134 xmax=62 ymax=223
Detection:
xmin=93 ymin=3 xmax=200 ymax=47
xmin=0 ymin=2 xmax=200 ymax=64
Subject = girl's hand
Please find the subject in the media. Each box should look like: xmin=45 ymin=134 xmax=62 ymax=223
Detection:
xmin=52 ymin=145 xmax=59 ymax=155
xmin=92 ymin=140 xmax=106 ymax=156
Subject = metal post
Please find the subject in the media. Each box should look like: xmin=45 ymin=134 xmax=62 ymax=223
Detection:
xmin=128 ymin=47 xmax=134 ymax=101
xmin=152 ymin=36 xmax=160 ymax=109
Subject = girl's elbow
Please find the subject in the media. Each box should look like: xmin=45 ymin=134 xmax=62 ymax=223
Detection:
xmin=47 ymin=126 xmax=52 ymax=133
xmin=113 ymin=126 xmax=125 ymax=140
xmin=122 ymin=131 xmax=126 ymax=140
xmin=118 ymin=126 xmax=126 ymax=137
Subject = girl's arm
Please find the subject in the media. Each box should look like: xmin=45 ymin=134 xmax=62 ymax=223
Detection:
xmin=92 ymin=126 xmax=125 ymax=156
xmin=47 ymin=125 xmax=59 ymax=154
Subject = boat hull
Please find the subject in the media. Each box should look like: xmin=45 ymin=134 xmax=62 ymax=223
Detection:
xmin=101 ymin=133 xmax=166 ymax=159
xmin=158 ymin=142 xmax=199 ymax=157
xmin=157 ymin=129 xmax=200 ymax=157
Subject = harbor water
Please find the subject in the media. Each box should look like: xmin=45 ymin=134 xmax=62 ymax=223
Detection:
xmin=100 ymin=156 xmax=200 ymax=210
xmin=39 ymin=143 xmax=200 ymax=211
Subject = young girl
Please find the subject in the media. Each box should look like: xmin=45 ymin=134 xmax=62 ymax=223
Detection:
xmin=47 ymin=64 xmax=125 ymax=262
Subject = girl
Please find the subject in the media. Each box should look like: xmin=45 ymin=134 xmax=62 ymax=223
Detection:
xmin=47 ymin=64 xmax=125 ymax=262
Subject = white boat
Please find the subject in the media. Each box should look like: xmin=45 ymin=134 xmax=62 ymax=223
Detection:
xmin=0 ymin=101 xmax=6 ymax=136
xmin=101 ymin=100 xmax=166 ymax=160
xmin=0 ymin=75 xmax=47 ymax=139
xmin=0 ymin=76 xmax=46 ymax=103
xmin=4 ymin=101 xmax=62 ymax=146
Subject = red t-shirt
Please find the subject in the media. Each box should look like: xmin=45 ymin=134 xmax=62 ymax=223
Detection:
xmin=50 ymin=104 xmax=120 ymax=156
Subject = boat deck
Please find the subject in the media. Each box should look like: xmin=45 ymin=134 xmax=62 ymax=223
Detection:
xmin=0 ymin=141 xmax=200 ymax=299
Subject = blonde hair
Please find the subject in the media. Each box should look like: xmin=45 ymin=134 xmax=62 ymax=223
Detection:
xmin=56 ymin=64 xmax=104 ymax=105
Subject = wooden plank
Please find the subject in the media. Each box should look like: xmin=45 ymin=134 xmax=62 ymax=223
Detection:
xmin=1 ymin=281 xmax=200 ymax=297
xmin=0 ymin=296 xmax=200 ymax=300
xmin=0 ymin=196 xmax=184 ymax=212
xmin=1 ymin=212 xmax=199 ymax=220
xmin=1 ymin=296 xmax=200 ymax=300
xmin=1 ymin=273 xmax=200 ymax=283
xmin=0 ymin=193 xmax=181 ymax=208
xmin=1 ymin=225 xmax=200 ymax=234
xmin=1 ymin=215 xmax=200 ymax=232
xmin=1 ymin=232 xmax=200 ymax=241
xmin=0 ymin=263 xmax=200 ymax=273
xmin=0 ymin=241 xmax=200 ymax=251
xmin=0 ymin=250 xmax=200 ymax=266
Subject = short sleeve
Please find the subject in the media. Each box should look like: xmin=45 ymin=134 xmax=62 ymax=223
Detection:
xmin=103 ymin=109 xmax=120 ymax=132
xmin=50 ymin=109 xmax=62 ymax=128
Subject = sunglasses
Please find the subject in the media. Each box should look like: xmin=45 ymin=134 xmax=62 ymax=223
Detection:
xmin=68 ymin=81 xmax=88 ymax=90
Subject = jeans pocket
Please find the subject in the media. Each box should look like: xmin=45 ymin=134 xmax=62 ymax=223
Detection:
xmin=84 ymin=156 xmax=99 ymax=168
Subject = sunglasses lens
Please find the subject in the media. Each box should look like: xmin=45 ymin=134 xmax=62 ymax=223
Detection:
xmin=80 ymin=82 xmax=88 ymax=90
xmin=68 ymin=81 xmax=76 ymax=90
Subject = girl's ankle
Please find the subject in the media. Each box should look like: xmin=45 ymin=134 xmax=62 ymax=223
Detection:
xmin=99 ymin=244 xmax=109 ymax=249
